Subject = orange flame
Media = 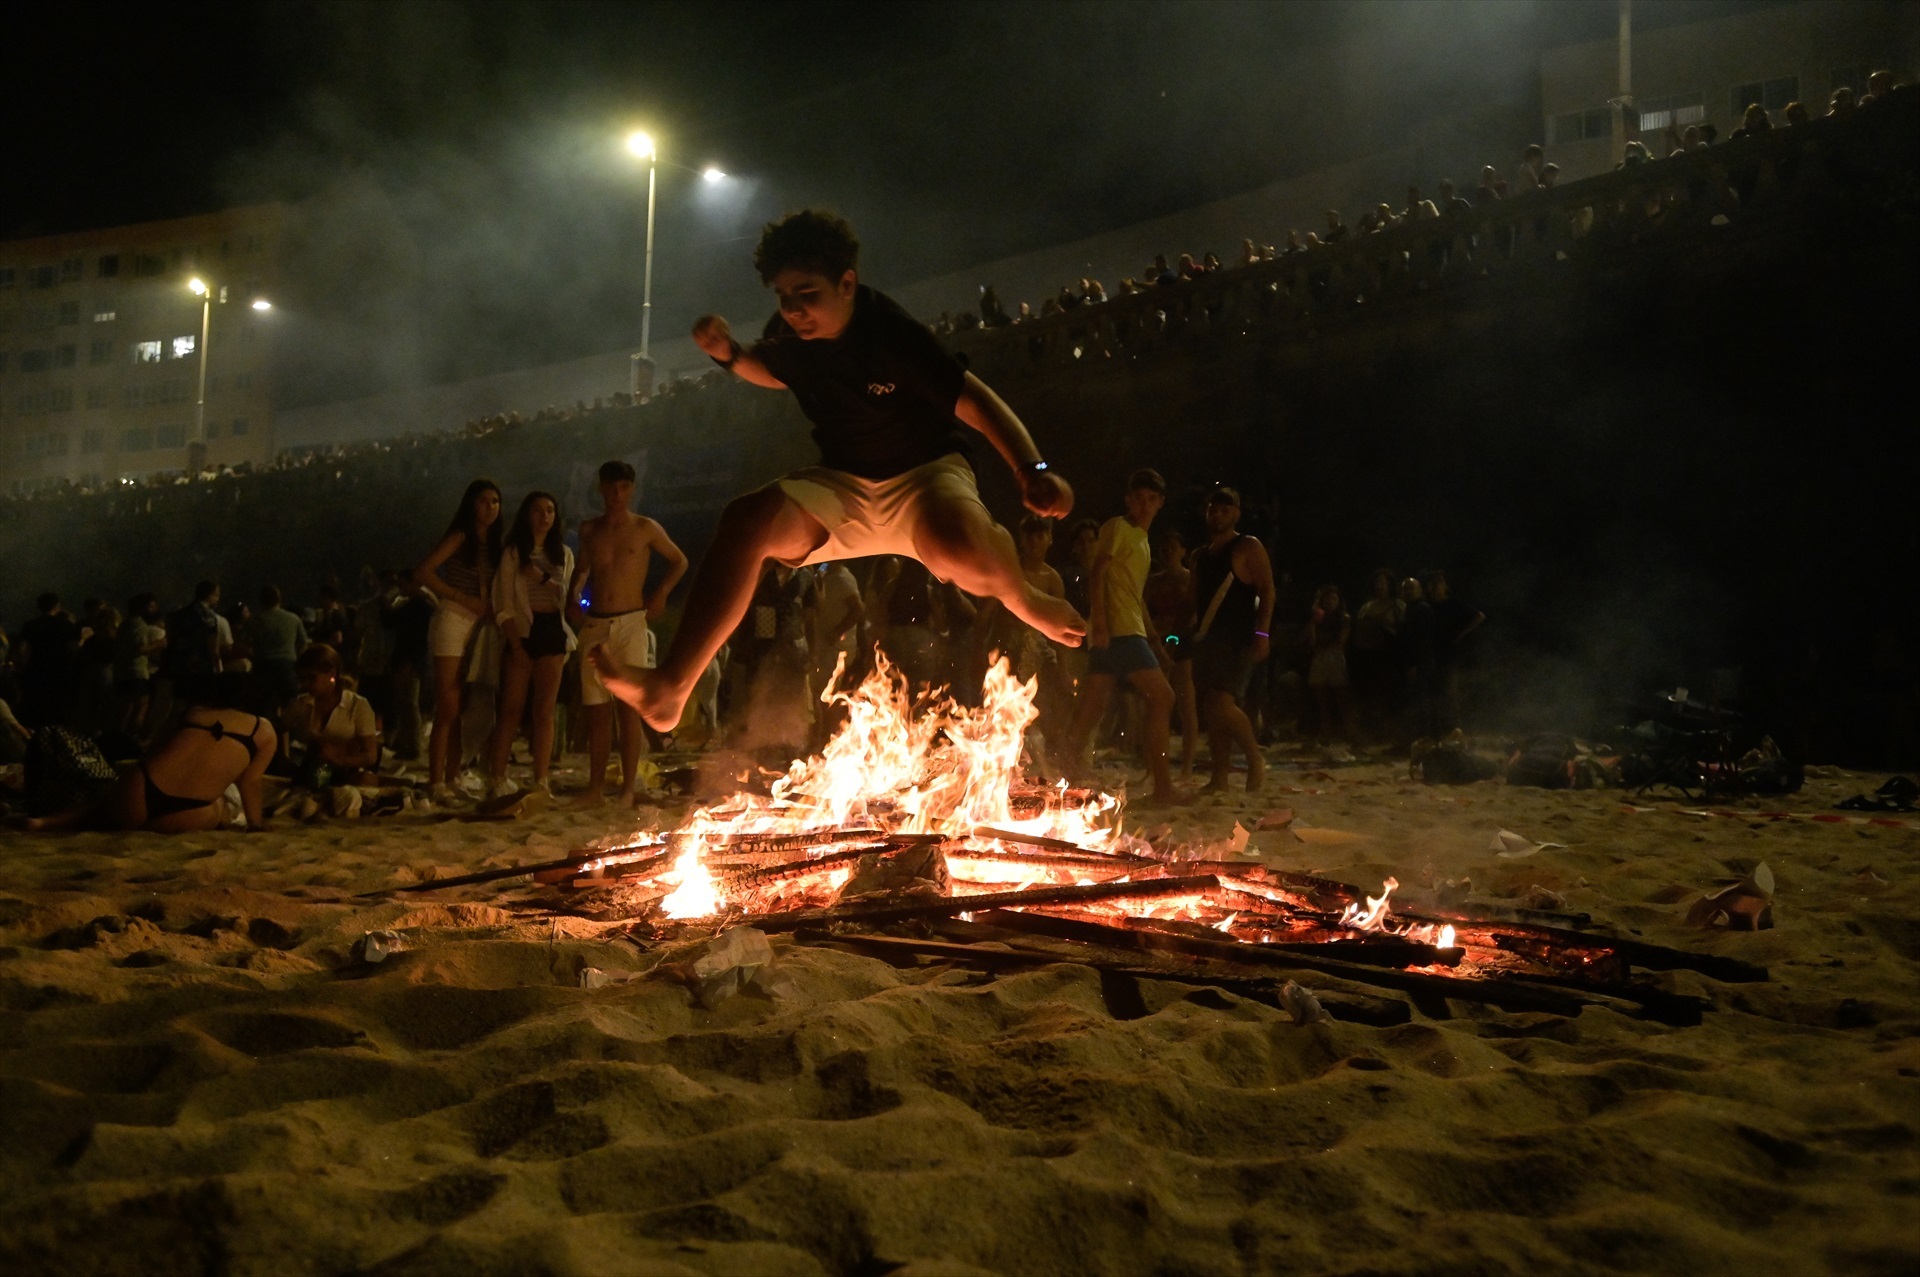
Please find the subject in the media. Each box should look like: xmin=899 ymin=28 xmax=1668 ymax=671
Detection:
xmin=645 ymin=655 xmax=1120 ymax=919
xmin=1339 ymin=877 xmax=1399 ymax=931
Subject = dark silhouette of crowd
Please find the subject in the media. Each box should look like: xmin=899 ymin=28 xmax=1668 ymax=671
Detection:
xmin=940 ymin=72 xmax=1909 ymax=339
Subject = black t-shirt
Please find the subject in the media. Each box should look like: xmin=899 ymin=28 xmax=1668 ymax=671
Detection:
xmin=751 ymin=285 xmax=969 ymax=480
xmin=20 ymin=613 xmax=80 ymax=679
xmin=1432 ymin=596 xmax=1480 ymax=663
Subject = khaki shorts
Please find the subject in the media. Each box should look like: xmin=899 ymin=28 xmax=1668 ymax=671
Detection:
xmin=776 ymin=453 xmax=985 ymax=568
xmin=578 ymin=609 xmax=654 ymax=706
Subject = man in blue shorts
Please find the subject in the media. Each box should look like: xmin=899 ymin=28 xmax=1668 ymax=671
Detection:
xmin=1063 ymin=468 xmax=1179 ymax=804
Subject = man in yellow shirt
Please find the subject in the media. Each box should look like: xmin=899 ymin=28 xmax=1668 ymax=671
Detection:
xmin=1065 ymin=468 xmax=1179 ymax=804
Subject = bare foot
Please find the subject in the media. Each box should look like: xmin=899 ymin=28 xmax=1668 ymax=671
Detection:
xmin=586 ymin=646 xmax=687 ymax=731
xmin=571 ymin=789 xmax=607 ymax=807
xmin=1245 ymin=757 xmax=1266 ymax=794
xmin=1010 ymin=587 xmax=1087 ymax=647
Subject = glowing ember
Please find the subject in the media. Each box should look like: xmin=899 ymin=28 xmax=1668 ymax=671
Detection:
xmin=1438 ymin=924 xmax=1457 ymax=950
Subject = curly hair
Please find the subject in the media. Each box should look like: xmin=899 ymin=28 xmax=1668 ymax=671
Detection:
xmin=753 ymin=209 xmax=860 ymax=284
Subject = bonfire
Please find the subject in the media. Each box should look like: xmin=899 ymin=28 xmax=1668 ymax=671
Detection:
xmin=397 ymin=656 xmax=1764 ymax=1027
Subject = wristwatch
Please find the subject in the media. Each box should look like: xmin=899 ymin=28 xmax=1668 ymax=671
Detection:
xmin=1022 ymin=460 xmax=1051 ymax=477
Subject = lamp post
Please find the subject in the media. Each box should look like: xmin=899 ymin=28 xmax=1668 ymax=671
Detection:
xmin=626 ymin=130 xmax=658 ymax=395
xmin=186 ymin=277 xmax=271 ymax=469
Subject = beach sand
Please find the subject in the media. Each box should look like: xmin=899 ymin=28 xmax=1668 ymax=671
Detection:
xmin=1 ymin=755 xmax=1916 ymax=1275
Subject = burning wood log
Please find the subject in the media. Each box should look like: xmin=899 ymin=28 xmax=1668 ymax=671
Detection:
xmin=945 ymin=848 xmax=1141 ymax=876
xmin=369 ymin=842 xmax=669 ymax=895
xmin=974 ymin=907 xmax=1606 ymax=1020
xmin=717 ymin=842 xmax=914 ymax=891
xmin=969 ymin=826 xmax=1150 ymax=860
xmin=692 ymin=826 xmax=886 ymax=855
xmin=743 ymin=874 xmax=1221 ymax=933
xmin=1115 ymin=914 xmax=1463 ymax=969
xmin=1389 ymin=907 xmax=1769 ymax=984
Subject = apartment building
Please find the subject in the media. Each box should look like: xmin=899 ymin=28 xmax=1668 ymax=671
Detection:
xmin=1541 ymin=0 xmax=1920 ymax=179
xmin=0 ymin=203 xmax=285 ymax=491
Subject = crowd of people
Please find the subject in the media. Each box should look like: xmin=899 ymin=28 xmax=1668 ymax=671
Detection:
xmin=933 ymin=71 xmax=1908 ymax=337
xmin=7 ymin=73 xmax=1906 ymax=515
xmin=4 ymin=451 xmax=1491 ymax=829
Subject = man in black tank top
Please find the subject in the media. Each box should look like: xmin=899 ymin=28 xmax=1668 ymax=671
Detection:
xmin=1188 ymin=487 xmax=1275 ymax=793
xmin=590 ymin=210 xmax=1086 ymax=731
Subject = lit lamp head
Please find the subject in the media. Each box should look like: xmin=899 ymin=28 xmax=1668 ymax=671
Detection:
xmin=188 ymin=277 xmax=210 ymax=297
xmin=702 ymin=166 xmax=726 ymax=183
xmin=251 ymin=299 xmax=272 ymax=311
xmin=625 ymin=130 xmax=655 ymax=160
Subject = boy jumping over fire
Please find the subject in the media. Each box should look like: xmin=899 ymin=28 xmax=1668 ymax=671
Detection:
xmin=591 ymin=209 xmax=1085 ymax=729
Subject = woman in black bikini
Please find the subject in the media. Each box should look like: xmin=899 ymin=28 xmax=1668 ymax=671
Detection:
xmin=487 ymin=491 xmax=574 ymax=797
xmin=25 ymin=672 xmax=274 ymax=832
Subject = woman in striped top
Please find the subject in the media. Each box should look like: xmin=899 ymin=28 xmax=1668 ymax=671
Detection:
xmin=487 ymin=491 xmax=575 ymax=797
xmin=412 ymin=479 xmax=502 ymax=802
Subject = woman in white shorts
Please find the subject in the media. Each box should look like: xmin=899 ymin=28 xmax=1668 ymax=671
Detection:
xmin=412 ymin=479 xmax=502 ymax=801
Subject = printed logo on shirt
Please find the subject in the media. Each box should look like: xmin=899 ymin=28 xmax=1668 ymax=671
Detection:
xmin=867 ymin=382 xmax=896 ymax=396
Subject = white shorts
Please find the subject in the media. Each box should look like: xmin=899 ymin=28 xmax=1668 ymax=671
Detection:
xmin=579 ymin=609 xmax=654 ymax=706
xmin=776 ymin=453 xmax=985 ymax=568
xmin=428 ymin=604 xmax=478 ymax=660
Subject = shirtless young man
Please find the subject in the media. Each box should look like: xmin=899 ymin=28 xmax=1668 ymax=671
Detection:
xmin=590 ymin=209 xmax=1084 ymax=731
xmin=570 ymin=459 xmax=688 ymax=802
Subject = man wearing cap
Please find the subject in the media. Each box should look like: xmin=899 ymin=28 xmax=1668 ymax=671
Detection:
xmin=1188 ymin=486 xmax=1274 ymax=793
xmin=1064 ymin=468 xmax=1180 ymax=805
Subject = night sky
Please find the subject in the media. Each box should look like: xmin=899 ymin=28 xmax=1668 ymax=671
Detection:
xmin=7 ymin=0 xmax=1778 ymax=395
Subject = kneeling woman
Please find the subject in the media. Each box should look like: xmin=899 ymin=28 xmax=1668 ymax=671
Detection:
xmin=26 ymin=672 xmax=274 ymax=832
xmin=488 ymin=490 xmax=574 ymax=795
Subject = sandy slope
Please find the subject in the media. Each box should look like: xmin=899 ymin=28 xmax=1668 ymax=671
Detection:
xmin=1 ymin=758 xmax=1916 ymax=1276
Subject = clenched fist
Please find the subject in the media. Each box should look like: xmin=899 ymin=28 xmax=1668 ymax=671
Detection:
xmin=691 ymin=314 xmax=736 ymax=361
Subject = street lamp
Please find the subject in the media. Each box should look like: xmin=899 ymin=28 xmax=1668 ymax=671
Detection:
xmin=186 ymin=276 xmax=271 ymax=468
xmin=626 ymin=130 xmax=658 ymax=365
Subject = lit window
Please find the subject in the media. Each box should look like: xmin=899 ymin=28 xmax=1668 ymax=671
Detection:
xmin=171 ymin=335 xmax=196 ymax=359
xmin=133 ymin=340 xmax=163 ymax=363
xmin=93 ymin=310 xmax=116 ymax=323
xmin=1639 ymin=92 xmax=1705 ymax=134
